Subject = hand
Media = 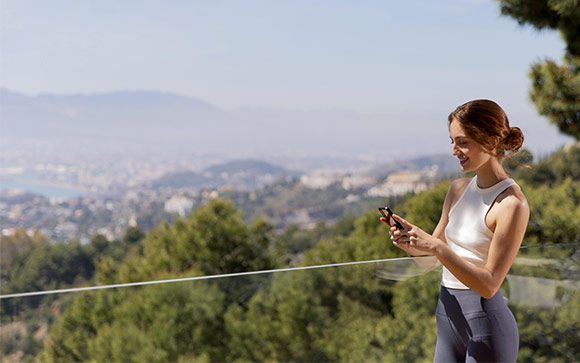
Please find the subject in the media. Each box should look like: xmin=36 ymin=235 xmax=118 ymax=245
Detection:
xmin=380 ymin=214 xmax=440 ymax=255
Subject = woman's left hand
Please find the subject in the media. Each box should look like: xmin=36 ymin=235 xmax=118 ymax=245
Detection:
xmin=391 ymin=214 xmax=441 ymax=254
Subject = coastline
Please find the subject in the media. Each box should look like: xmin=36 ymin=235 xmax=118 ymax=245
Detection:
xmin=0 ymin=178 xmax=88 ymax=199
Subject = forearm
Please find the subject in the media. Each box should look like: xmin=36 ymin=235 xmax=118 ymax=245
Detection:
xmin=433 ymin=242 xmax=497 ymax=298
xmin=404 ymin=246 xmax=440 ymax=270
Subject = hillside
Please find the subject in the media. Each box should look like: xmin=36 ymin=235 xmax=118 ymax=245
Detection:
xmin=149 ymin=159 xmax=302 ymax=191
xmin=0 ymin=89 xmax=450 ymax=157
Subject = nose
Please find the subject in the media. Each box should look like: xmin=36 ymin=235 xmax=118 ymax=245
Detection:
xmin=451 ymin=142 xmax=461 ymax=156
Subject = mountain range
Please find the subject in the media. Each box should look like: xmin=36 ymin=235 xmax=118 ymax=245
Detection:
xmin=0 ymin=89 xmax=447 ymax=158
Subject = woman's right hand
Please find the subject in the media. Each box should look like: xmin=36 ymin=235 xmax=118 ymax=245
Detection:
xmin=380 ymin=217 xmax=427 ymax=256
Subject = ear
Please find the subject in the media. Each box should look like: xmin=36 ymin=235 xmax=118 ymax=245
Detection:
xmin=488 ymin=135 xmax=501 ymax=153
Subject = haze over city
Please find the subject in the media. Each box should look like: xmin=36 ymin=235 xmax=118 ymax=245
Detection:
xmin=1 ymin=2 xmax=579 ymax=361
xmin=1 ymin=0 xmax=575 ymax=160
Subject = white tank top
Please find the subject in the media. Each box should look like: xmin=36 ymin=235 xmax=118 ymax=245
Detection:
xmin=441 ymin=176 xmax=518 ymax=289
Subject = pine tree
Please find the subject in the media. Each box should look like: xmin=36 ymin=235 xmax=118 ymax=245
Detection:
xmin=498 ymin=0 xmax=580 ymax=140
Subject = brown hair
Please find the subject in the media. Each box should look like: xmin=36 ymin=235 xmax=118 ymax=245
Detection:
xmin=448 ymin=99 xmax=528 ymax=167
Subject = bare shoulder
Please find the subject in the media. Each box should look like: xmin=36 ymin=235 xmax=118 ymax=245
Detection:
xmin=443 ymin=177 xmax=472 ymax=210
xmin=494 ymin=185 xmax=529 ymax=218
xmin=449 ymin=177 xmax=471 ymax=192
xmin=447 ymin=178 xmax=471 ymax=201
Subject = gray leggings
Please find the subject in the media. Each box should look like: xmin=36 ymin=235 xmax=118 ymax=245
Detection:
xmin=434 ymin=286 xmax=519 ymax=362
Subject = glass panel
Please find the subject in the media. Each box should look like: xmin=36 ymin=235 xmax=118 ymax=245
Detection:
xmin=1 ymin=244 xmax=578 ymax=361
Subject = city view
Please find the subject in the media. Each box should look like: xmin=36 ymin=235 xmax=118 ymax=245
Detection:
xmin=1 ymin=142 xmax=459 ymax=243
xmin=1 ymin=1 xmax=578 ymax=362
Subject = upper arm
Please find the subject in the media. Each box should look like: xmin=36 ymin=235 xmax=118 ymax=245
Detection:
xmin=485 ymin=193 xmax=530 ymax=290
xmin=432 ymin=178 xmax=470 ymax=242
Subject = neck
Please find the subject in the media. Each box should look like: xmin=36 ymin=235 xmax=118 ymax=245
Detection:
xmin=475 ymin=159 xmax=509 ymax=188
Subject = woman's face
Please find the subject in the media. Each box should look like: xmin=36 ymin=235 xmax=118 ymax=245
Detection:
xmin=449 ymin=119 xmax=493 ymax=173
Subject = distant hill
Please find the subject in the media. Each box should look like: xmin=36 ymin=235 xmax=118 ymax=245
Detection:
xmin=150 ymin=159 xmax=301 ymax=191
xmin=0 ymin=89 xmax=222 ymax=149
xmin=0 ymin=89 xmax=448 ymax=157
xmin=366 ymin=153 xmax=460 ymax=179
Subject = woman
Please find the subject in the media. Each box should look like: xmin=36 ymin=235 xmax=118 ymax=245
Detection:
xmin=382 ymin=99 xmax=529 ymax=362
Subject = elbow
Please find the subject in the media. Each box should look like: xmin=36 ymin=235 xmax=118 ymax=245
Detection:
xmin=480 ymin=290 xmax=495 ymax=300
xmin=479 ymin=283 xmax=501 ymax=300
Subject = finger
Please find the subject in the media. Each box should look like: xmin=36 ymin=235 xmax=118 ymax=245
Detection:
xmin=393 ymin=240 xmax=411 ymax=251
xmin=391 ymin=235 xmax=410 ymax=244
xmin=392 ymin=214 xmax=413 ymax=230
xmin=392 ymin=229 xmax=409 ymax=238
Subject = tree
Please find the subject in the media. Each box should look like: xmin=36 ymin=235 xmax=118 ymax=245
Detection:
xmin=514 ymin=143 xmax=580 ymax=186
xmin=504 ymin=147 xmax=534 ymax=175
xmin=520 ymin=178 xmax=580 ymax=245
xmin=398 ymin=180 xmax=451 ymax=234
xmin=37 ymin=179 xmax=579 ymax=361
xmin=0 ymin=229 xmax=48 ymax=277
xmin=497 ymin=0 xmax=580 ymax=140
xmin=41 ymin=199 xmax=278 ymax=362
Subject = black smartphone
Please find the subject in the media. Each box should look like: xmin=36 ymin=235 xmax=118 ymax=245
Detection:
xmin=378 ymin=206 xmax=404 ymax=230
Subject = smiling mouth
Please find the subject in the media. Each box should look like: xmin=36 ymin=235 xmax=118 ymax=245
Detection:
xmin=458 ymin=157 xmax=469 ymax=165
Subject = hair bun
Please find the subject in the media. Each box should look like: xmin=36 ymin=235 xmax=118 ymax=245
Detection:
xmin=502 ymin=127 xmax=524 ymax=152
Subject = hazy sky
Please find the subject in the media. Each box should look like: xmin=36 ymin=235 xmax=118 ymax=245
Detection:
xmin=0 ymin=0 xmax=574 ymax=156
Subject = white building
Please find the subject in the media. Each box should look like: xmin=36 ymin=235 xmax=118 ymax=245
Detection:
xmin=341 ymin=175 xmax=376 ymax=190
xmin=300 ymin=173 xmax=343 ymax=189
xmin=164 ymin=195 xmax=195 ymax=217
xmin=368 ymin=167 xmax=438 ymax=197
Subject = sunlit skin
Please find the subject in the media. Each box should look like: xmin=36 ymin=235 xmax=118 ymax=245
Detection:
xmin=380 ymin=118 xmax=530 ymax=299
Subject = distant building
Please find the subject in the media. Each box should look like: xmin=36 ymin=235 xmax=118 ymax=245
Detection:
xmin=300 ymin=173 xmax=342 ymax=189
xmin=341 ymin=175 xmax=376 ymax=190
xmin=164 ymin=195 xmax=194 ymax=217
xmin=54 ymin=222 xmax=79 ymax=240
xmin=368 ymin=167 xmax=438 ymax=197
xmin=300 ymin=172 xmax=376 ymax=190
xmin=96 ymin=227 xmax=115 ymax=241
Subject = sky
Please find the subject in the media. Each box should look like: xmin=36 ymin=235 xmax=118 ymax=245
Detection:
xmin=0 ymin=0 xmax=575 ymax=157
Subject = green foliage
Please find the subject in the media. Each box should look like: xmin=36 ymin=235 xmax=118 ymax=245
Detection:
xmin=220 ymin=178 xmax=386 ymax=230
xmin=398 ymin=180 xmax=451 ymax=234
xmin=278 ymin=216 xmax=358 ymax=255
xmin=40 ymin=199 xmax=277 ymax=362
xmin=40 ymin=284 xmax=225 ymax=362
xmin=509 ymin=143 xmax=580 ymax=245
xmin=497 ymin=0 xmax=580 ymax=56
xmin=223 ymin=203 xmax=442 ymax=362
xmin=1 ymin=240 xmax=94 ymax=317
xmin=376 ymin=275 xmax=440 ymax=362
xmin=12 ymin=148 xmax=580 ymax=362
xmin=0 ymin=229 xmax=48 ymax=272
xmin=529 ymin=56 xmax=580 ymax=140
xmin=0 ymin=228 xmax=145 ymax=360
xmin=513 ymin=289 xmax=580 ymax=362
xmin=112 ymin=199 xmax=275 ymax=284
xmin=520 ymin=178 xmax=580 ymax=245
xmin=498 ymin=0 xmax=580 ymax=140
xmin=504 ymin=147 xmax=534 ymax=175
xmin=514 ymin=143 xmax=580 ymax=186
xmin=135 ymin=201 xmax=176 ymax=231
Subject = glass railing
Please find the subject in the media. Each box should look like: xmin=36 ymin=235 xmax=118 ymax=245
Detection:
xmin=1 ymin=243 xmax=578 ymax=362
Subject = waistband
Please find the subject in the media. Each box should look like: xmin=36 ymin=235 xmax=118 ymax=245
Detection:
xmin=438 ymin=286 xmax=508 ymax=315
